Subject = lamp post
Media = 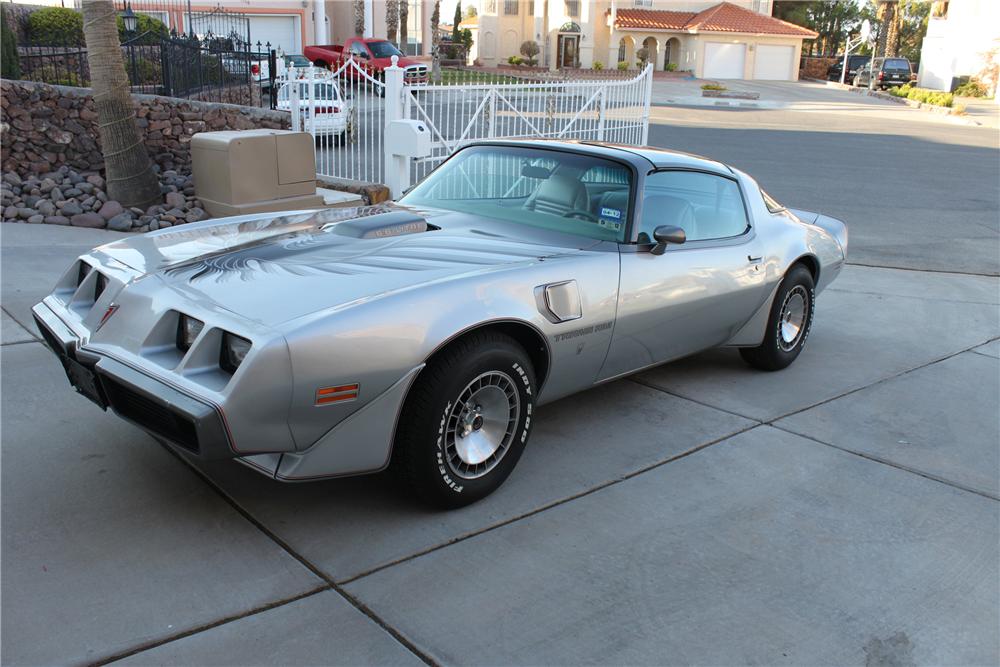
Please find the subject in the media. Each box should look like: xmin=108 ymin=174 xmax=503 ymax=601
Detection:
xmin=121 ymin=2 xmax=139 ymax=87
xmin=121 ymin=2 xmax=138 ymax=36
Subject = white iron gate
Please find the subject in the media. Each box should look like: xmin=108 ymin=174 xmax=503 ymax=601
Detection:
xmin=397 ymin=64 xmax=654 ymax=192
xmin=281 ymin=57 xmax=386 ymax=185
xmin=286 ymin=57 xmax=653 ymax=197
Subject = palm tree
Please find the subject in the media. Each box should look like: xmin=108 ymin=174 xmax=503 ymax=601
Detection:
xmin=387 ymin=0 xmax=399 ymax=46
xmin=399 ymin=0 xmax=409 ymax=56
xmin=430 ymin=0 xmax=440 ymax=82
xmin=81 ymin=0 xmax=160 ymax=209
xmin=353 ymin=0 xmax=366 ymax=37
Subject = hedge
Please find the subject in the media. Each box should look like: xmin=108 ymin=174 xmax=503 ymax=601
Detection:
xmin=889 ymin=84 xmax=954 ymax=108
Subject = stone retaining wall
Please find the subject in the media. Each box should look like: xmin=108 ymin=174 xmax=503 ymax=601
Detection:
xmin=0 ymin=79 xmax=289 ymax=175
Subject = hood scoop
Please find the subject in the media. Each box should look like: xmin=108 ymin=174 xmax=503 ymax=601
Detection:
xmin=324 ymin=211 xmax=435 ymax=239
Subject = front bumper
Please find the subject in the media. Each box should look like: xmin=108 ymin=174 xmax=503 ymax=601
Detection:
xmin=32 ymin=302 xmax=235 ymax=460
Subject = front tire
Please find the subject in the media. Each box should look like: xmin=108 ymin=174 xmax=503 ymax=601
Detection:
xmin=740 ymin=264 xmax=815 ymax=371
xmin=393 ymin=332 xmax=536 ymax=508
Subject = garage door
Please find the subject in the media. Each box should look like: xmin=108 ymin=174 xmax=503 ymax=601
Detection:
xmin=248 ymin=16 xmax=299 ymax=54
xmin=753 ymin=44 xmax=794 ymax=80
xmin=703 ymin=42 xmax=746 ymax=79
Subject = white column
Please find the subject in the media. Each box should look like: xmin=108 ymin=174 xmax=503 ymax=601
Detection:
xmin=383 ymin=56 xmax=408 ymax=198
xmin=364 ymin=0 xmax=374 ymax=38
xmin=314 ymin=0 xmax=327 ymax=45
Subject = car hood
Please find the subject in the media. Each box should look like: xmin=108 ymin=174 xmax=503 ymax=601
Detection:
xmin=95 ymin=205 xmax=587 ymax=327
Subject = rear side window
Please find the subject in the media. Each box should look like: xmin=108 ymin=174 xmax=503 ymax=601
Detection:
xmin=639 ymin=171 xmax=748 ymax=243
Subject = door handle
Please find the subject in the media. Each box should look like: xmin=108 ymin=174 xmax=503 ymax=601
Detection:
xmin=748 ymin=255 xmax=762 ymax=263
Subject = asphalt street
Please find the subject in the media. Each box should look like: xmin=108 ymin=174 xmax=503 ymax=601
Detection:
xmin=1 ymin=81 xmax=998 ymax=666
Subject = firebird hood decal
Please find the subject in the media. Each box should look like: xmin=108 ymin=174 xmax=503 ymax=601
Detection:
xmin=94 ymin=205 xmax=588 ymax=325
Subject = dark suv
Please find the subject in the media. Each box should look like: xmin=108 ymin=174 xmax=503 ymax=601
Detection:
xmin=827 ymin=55 xmax=870 ymax=84
xmin=854 ymin=57 xmax=916 ymax=89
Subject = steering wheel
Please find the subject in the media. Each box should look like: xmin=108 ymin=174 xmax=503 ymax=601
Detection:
xmin=563 ymin=209 xmax=599 ymax=223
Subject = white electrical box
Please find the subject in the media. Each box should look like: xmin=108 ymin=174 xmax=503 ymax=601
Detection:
xmin=387 ymin=119 xmax=432 ymax=158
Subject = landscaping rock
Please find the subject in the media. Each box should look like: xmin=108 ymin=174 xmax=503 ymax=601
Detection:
xmin=185 ymin=207 xmax=207 ymax=223
xmin=4 ymin=205 xmax=18 ymax=219
xmin=149 ymin=220 xmax=160 ymax=231
xmin=27 ymin=214 xmax=43 ymax=224
xmin=63 ymin=188 xmax=82 ymax=198
xmin=17 ymin=207 xmax=36 ymax=219
xmin=59 ymin=201 xmax=83 ymax=216
xmin=70 ymin=212 xmax=105 ymax=228
xmin=98 ymin=200 xmax=124 ymax=220
xmin=3 ymin=172 xmax=22 ymax=186
xmin=44 ymin=215 xmax=70 ymax=225
xmin=86 ymin=174 xmax=105 ymax=189
xmin=36 ymin=201 xmax=56 ymax=217
xmin=164 ymin=191 xmax=186 ymax=209
xmin=49 ymin=187 xmax=63 ymax=202
xmin=106 ymin=212 xmax=133 ymax=232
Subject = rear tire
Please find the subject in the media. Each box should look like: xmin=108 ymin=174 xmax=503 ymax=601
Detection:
xmin=739 ymin=264 xmax=815 ymax=372
xmin=393 ymin=332 xmax=536 ymax=508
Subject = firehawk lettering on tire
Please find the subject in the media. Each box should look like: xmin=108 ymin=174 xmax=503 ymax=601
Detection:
xmin=32 ymin=140 xmax=847 ymax=508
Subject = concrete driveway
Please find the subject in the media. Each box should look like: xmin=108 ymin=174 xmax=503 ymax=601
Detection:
xmin=2 ymin=87 xmax=998 ymax=665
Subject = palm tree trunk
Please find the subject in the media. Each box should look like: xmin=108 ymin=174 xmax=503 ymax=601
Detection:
xmin=399 ymin=0 xmax=409 ymax=56
xmin=353 ymin=0 xmax=366 ymax=37
xmin=82 ymin=0 xmax=160 ymax=209
xmin=386 ymin=0 xmax=398 ymax=47
xmin=430 ymin=0 xmax=440 ymax=82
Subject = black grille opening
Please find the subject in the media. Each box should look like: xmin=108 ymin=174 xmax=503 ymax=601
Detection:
xmin=101 ymin=377 xmax=200 ymax=454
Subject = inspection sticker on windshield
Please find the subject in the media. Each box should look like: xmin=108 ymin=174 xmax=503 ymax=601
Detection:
xmin=600 ymin=207 xmax=621 ymax=220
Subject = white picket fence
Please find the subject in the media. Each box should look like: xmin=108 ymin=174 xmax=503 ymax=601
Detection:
xmin=282 ymin=57 xmax=653 ymax=197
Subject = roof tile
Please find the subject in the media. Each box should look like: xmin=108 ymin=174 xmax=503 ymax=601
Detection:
xmin=615 ymin=2 xmax=817 ymax=38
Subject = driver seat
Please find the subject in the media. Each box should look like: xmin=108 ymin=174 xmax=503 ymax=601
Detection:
xmin=525 ymin=173 xmax=589 ymax=217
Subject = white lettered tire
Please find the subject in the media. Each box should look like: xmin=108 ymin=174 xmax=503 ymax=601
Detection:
xmin=393 ymin=331 xmax=535 ymax=508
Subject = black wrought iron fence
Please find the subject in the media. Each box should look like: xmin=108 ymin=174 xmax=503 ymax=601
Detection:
xmin=14 ymin=31 xmax=277 ymax=107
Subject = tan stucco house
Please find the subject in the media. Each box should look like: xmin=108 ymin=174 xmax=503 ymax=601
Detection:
xmin=475 ymin=0 xmax=816 ymax=80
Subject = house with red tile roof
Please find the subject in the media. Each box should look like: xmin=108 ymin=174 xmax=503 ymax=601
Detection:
xmin=474 ymin=0 xmax=816 ymax=80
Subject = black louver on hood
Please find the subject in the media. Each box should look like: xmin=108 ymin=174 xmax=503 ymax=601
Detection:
xmin=324 ymin=210 xmax=435 ymax=239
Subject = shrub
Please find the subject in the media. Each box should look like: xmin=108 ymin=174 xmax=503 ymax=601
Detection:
xmin=592 ymin=60 xmax=603 ymax=71
xmin=30 ymin=64 xmax=83 ymax=87
xmin=507 ymin=55 xmax=523 ymax=66
xmin=952 ymin=103 xmax=966 ymax=115
xmin=701 ymin=83 xmax=726 ymax=91
xmin=664 ymin=62 xmax=677 ymax=72
xmin=519 ymin=40 xmax=539 ymax=67
xmin=889 ymin=84 xmax=953 ymax=107
xmin=1 ymin=7 xmax=20 ymax=79
xmin=27 ymin=6 xmax=83 ymax=46
xmin=954 ymin=80 xmax=988 ymax=97
xmin=617 ymin=60 xmax=628 ymax=71
xmin=117 ymin=13 xmax=169 ymax=44
xmin=635 ymin=46 xmax=649 ymax=68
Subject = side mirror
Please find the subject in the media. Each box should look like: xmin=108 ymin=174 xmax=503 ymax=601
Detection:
xmin=650 ymin=225 xmax=686 ymax=255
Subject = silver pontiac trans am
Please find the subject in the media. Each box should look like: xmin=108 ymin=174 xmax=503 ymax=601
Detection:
xmin=33 ymin=140 xmax=847 ymax=507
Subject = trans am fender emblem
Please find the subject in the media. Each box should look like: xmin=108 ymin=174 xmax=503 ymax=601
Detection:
xmin=96 ymin=303 xmax=119 ymax=331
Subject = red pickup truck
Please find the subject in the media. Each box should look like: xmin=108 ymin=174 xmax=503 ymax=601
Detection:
xmin=304 ymin=38 xmax=429 ymax=87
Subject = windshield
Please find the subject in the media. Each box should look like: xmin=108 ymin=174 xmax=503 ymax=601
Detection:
xmin=367 ymin=40 xmax=403 ymax=58
xmin=278 ymin=82 xmax=341 ymax=101
xmin=400 ymin=145 xmax=633 ymax=242
xmin=285 ymin=55 xmax=312 ymax=67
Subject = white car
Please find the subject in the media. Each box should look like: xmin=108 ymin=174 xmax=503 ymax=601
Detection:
xmin=276 ymin=78 xmax=349 ymax=142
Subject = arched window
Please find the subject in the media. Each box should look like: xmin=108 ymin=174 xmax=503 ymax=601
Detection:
xmin=618 ymin=38 xmax=626 ymax=63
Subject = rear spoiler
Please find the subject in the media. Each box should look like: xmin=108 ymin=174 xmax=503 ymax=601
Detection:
xmin=789 ymin=208 xmax=848 ymax=258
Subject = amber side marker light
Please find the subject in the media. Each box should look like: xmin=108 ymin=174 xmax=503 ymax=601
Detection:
xmin=315 ymin=384 xmax=359 ymax=405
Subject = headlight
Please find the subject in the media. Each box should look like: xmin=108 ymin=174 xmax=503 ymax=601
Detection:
xmin=176 ymin=314 xmax=204 ymax=351
xmin=220 ymin=332 xmax=252 ymax=374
